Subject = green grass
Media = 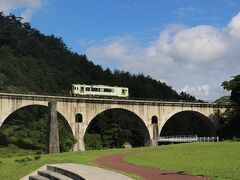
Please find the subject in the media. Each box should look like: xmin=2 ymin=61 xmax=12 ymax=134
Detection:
xmin=0 ymin=148 xmax=137 ymax=180
xmin=1 ymin=142 xmax=239 ymax=180
xmin=0 ymin=145 xmax=38 ymax=158
xmin=124 ymin=142 xmax=240 ymax=180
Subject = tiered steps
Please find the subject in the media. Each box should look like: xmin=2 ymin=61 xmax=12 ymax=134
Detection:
xmin=29 ymin=175 xmax=49 ymax=180
xmin=20 ymin=163 xmax=133 ymax=180
xmin=29 ymin=165 xmax=84 ymax=180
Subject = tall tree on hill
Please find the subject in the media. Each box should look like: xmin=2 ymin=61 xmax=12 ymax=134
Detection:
xmin=222 ymin=75 xmax=240 ymax=106
xmin=219 ymin=75 xmax=240 ymax=139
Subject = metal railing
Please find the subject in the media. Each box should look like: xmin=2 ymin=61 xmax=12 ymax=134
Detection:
xmin=158 ymin=135 xmax=219 ymax=143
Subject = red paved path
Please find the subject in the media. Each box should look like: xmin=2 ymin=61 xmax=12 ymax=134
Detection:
xmin=94 ymin=152 xmax=208 ymax=180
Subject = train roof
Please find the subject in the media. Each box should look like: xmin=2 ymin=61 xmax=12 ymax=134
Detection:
xmin=72 ymin=84 xmax=128 ymax=88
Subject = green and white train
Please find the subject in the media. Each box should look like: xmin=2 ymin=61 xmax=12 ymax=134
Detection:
xmin=72 ymin=84 xmax=129 ymax=98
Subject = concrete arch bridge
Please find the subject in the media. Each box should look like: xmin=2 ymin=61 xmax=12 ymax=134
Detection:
xmin=0 ymin=93 xmax=226 ymax=151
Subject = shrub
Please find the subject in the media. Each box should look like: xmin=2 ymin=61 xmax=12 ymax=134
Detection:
xmin=34 ymin=155 xmax=41 ymax=160
xmin=15 ymin=157 xmax=33 ymax=163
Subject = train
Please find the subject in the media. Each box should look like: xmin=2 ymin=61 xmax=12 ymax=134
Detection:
xmin=71 ymin=84 xmax=129 ymax=98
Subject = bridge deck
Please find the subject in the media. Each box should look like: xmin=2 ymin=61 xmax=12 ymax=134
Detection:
xmin=0 ymin=93 xmax=225 ymax=107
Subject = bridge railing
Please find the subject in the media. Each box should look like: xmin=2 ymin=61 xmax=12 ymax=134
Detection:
xmin=158 ymin=135 xmax=219 ymax=143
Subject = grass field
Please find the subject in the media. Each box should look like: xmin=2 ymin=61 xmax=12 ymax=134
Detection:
xmin=124 ymin=142 xmax=240 ymax=180
xmin=0 ymin=142 xmax=239 ymax=180
xmin=0 ymin=147 xmax=136 ymax=180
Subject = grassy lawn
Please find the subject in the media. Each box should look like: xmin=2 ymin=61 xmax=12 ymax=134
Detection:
xmin=1 ymin=142 xmax=239 ymax=180
xmin=124 ymin=142 xmax=240 ymax=180
xmin=0 ymin=147 xmax=136 ymax=180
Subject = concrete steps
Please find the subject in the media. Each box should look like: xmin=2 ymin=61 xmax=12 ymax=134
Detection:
xmin=20 ymin=163 xmax=133 ymax=180
xmin=29 ymin=175 xmax=49 ymax=180
xmin=28 ymin=165 xmax=84 ymax=180
xmin=46 ymin=165 xmax=84 ymax=179
xmin=38 ymin=169 xmax=73 ymax=180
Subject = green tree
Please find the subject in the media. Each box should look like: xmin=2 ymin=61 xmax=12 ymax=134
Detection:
xmin=222 ymin=75 xmax=240 ymax=106
xmin=0 ymin=13 xmax=200 ymax=151
xmin=0 ymin=106 xmax=76 ymax=152
xmin=84 ymin=134 xmax=103 ymax=150
xmin=219 ymin=75 xmax=240 ymax=139
xmin=84 ymin=109 xmax=149 ymax=150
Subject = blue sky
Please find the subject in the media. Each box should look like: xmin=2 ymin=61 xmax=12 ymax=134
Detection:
xmin=31 ymin=0 xmax=239 ymax=52
xmin=1 ymin=0 xmax=240 ymax=100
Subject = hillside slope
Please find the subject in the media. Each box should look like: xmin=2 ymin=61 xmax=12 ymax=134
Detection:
xmin=0 ymin=13 xmax=195 ymax=100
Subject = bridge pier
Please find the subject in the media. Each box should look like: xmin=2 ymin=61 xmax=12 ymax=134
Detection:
xmin=73 ymin=123 xmax=85 ymax=151
xmin=150 ymin=124 xmax=159 ymax=146
xmin=48 ymin=101 xmax=60 ymax=154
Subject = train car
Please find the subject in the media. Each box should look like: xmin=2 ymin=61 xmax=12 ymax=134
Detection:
xmin=71 ymin=84 xmax=129 ymax=98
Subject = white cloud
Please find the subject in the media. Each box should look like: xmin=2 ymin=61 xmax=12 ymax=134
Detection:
xmin=227 ymin=12 xmax=240 ymax=39
xmin=170 ymin=25 xmax=227 ymax=62
xmin=0 ymin=0 xmax=46 ymax=21
xmin=20 ymin=8 xmax=33 ymax=22
xmin=182 ymin=85 xmax=209 ymax=100
xmin=84 ymin=12 xmax=240 ymax=100
xmin=79 ymin=38 xmax=97 ymax=47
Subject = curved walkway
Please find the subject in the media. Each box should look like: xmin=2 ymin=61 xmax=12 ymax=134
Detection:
xmin=94 ymin=152 xmax=208 ymax=180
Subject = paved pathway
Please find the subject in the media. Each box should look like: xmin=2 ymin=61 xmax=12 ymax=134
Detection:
xmin=94 ymin=152 xmax=208 ymax=180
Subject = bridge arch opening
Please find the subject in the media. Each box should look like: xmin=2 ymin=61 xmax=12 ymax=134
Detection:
xmin=160 ymin=110 xmax=216 ymax=137
xmin=0 ymin=105 xmax=75 ymax=152
xmin=84 ymin=108 xmax=150 ymax=150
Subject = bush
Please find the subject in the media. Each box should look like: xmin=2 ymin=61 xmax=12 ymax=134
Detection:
xmin=34 ymin=155 xmax=41 ymax=160
xmin=84 ymin=133 xmax=103 ymax=150
xmin=35 ymin=150 xmax=42 ymax=155
xmin=232 ymin=137 xmax=240 ymax=141
xmin=15 ymin=157 xmax=32 ymax=163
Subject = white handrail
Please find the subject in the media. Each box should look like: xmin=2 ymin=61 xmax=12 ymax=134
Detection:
xmin=158 ymin=135 xmax=219 ymax=142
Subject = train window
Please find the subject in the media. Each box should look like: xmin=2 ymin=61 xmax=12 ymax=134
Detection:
xmin=92 ymin=88 xmax=100 ymax=92
xmin=122 ymin=89 xmax=126 ymax=95
xmin=104 ymin=88 xmax=112 ymax=92
xmin=86 ymin=87 xmax=90 ymax=91
xmin=80 ymin=87 xmax=84 ymax=92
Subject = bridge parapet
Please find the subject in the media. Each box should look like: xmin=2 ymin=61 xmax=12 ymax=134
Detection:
xmin=0 ymin=93 xmax=227 ymax=108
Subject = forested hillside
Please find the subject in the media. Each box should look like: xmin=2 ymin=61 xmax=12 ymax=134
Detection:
xmin=0 ymin=13 xmax=199 ymax=152
xmin=0 ymin=13 xmax=196 ymax=100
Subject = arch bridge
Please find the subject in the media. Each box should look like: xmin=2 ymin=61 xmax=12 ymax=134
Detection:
xmin=0 ymin=93 xmax=226 ymax=151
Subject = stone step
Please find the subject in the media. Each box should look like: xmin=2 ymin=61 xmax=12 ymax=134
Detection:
xmin=21 ymin=163 xmax=132 ymax=180
xmin=38 ymin=170 xmax=72 ymax=180
xmin=47 ymin=165 xmax=84 ymax=179
xmin=29 ymin=175 xmax=49 ymax=180
xmin=48 ymin=163 xmax=133 ymax=180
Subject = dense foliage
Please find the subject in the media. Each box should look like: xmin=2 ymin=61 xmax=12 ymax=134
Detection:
xmin=0 ymin=106 xmax=76 ymax=152
xmin=218 ymin=75 xmax=240 ymax=139
xmin=214 ymin=96 xmax=230 ymax=105
xmin=0 ymin=13 xmax=195 ymax=100
xmin=84 ymin=109 xmax=149 ymax=150
xmin=160 ymin=111 xmax=216 ymax=137
xmin=0 ymin=13 xmax=199 ymax=151
xmin=222 ymin=75 xmax=240 ymax=106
